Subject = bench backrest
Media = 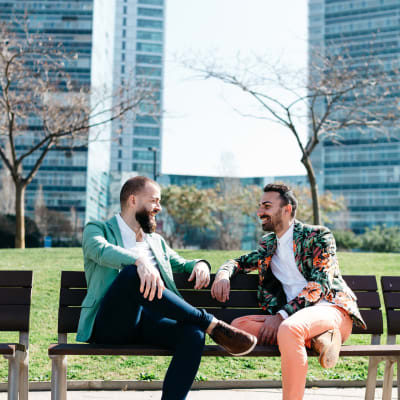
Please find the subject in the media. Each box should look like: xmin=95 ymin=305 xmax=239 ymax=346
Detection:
xmin=381 ymin=276 xmax=400 ymax=337
xmin=0 ymin=270 xmax=33 ymax=346
xmin=58 ymin=271 xmax=382 ymax=341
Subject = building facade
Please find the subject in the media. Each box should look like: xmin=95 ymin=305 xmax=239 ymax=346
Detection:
xmin=0 ymin=0 xmax=93 ymax=234
xmin=309 ymin=0 xmax=400 ymax=232
xmin=86 ymin=0 xmax=165 ymax=222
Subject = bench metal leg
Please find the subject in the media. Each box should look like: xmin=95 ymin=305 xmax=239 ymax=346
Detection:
xmin=18 ymin=351 xmax=29 ymax=400
xmin=382 ymin=359 xmax=395 ymax=400
xmin=4 ymin=354 xmax=20 ymax=400
xmin=365 ymin=356 xmax=379 ymax=400
xmin=50 ymin=355 xmax=67 ymax=400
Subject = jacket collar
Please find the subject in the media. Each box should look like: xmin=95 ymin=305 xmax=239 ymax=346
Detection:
xmin=106 ymin=216 xmax=124 ymax=247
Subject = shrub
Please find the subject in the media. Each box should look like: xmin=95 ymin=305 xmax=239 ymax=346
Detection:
xmin=333 ymin=230 xmax=361 ymax=251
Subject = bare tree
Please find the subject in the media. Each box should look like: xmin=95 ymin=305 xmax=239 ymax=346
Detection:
xmin=187 ymin=48 xmax=400 ymax=225
xmin=0 ymin=21 xmax=155 ymax=248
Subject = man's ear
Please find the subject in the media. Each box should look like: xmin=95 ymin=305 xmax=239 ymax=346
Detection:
xmin=128 ymin=194 xmax=136 ymax=207
xmin=285 ymin=204 xmax=293 ymax=216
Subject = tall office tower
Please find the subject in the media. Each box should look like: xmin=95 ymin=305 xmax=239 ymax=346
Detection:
xmin=86 ymin=0 xmax=164 ymax=221
xmin=309 ymin=0 xmax=400 ymax=232
xmin=0 ymin=0 xmax=93 ymax=236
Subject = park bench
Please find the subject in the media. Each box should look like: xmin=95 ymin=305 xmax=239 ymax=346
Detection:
xmin=380 ymin=276 xmax=400 ymax=400
xmin=49 ymin=272 xmax=390 ymax=400
xmin=0 ymin=270 xmax=32 ymax=400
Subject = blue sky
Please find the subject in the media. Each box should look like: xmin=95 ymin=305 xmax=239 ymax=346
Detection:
xmin=162 ymin=0 xmax=308 ymax=177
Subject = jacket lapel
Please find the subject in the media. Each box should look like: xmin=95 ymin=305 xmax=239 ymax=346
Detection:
xmin=293 ymin=220 xmax=304 ymax=273
xmin=106 ymin=216 xmax=124 ymax=246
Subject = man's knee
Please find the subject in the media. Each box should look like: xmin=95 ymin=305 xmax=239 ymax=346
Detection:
xmin=277 ymin=319 xmax=303 ymax=347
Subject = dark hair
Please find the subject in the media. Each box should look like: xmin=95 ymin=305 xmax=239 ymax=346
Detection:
xmin=120 ymin=176 xmax=158 ymax=206
xmin=263 ymin=183 xmax=298 ymax=217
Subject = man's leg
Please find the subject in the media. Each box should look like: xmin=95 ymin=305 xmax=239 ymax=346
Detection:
xmin=277 ymin=305 xmax=353 ymax=400
xmin=137 ymin=311 xmax=205 ymax=400
xmin=91 ymin=265 xmax=214 ymax=344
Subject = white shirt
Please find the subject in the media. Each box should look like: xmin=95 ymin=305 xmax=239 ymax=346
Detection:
xmin=271 ymin=223 xmax=330 ymax=319
xmin=115 ymin=214 xmax=158 ymax=270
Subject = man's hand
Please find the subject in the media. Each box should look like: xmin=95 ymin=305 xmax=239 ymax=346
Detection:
xmin=135 ymin=256 xmax=165 ymax=301
xmin=257 ymin=314 xmax=284 ymax=345
xmin=188 ymin=261 xmax=210 ymax=289
xmin=211 ymin=270 xmax=230 ymax=302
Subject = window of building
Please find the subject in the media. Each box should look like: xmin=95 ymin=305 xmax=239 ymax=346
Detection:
xmin=138 ymin=8 xmax=163 ymax=18
xmin=138 ymin=0 xmax=163 ymax=5
xmin=137 ymin=19 xmax=163 ymax=29
xmin=137 ymin=31 xmax=162 ymax=41
xmin=135 ymin=66 xmax=162 ymax=76
xmin=136 ymin=54 xmax=162 ymax=65
xmin=135 ymin=126 xmax=160 ymax=136
xmin=136 ymin=42 xmax=162 ymax=53
xmin=133 ymin=138 xmax=160 ymax=148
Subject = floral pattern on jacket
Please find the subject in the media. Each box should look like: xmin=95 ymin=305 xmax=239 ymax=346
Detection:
xmin=218 ymin=220 xmax=366 ymax=329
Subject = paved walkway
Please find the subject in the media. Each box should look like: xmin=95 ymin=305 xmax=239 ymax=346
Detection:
xmin=0 ymin=387 xmax=387 ymax=399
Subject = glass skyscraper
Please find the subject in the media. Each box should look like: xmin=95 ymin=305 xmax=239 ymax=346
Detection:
xmin=0 ymin=0 xmax=93 ymax=231
xmin=86 ymin=0 xmax=165 ymax=222
xmin=309 ymin=0 xmax=400 ymax=232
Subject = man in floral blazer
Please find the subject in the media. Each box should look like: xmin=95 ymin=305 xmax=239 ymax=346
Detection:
xmin=211 ymin=183 xmax=366 ymax=400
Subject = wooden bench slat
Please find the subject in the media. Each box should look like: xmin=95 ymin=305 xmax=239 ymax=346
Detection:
xmin=381 ymin=276 xmax=400 ymax=292
xmin=355 ymin=292 xmax=381 ymax=309
xmin=0 ymin=305 xmax=31 ymax=331
xmin=0 ymin=343 xmax=25 ymax=355
xmin=48 ymin=343 xmax=400 ymax=357
xmin=58 ymin=307 xmax=81 ymax=333
xmin=342 ymin=275 xmax=378 ymax=291
xmin=0 ymin=288 xmax=32 ymax=306
xmin=383 ymin=292 xmax=400 ymax=310
xmin=0 ymin=271 xmax=33 ymax=288
xmin=60 ymin=289 xmax=87 ymax=307
xmin=61 ymin=271 xmax=87 ymax=288
xmin=386 ymin=310 xmax=400 ymax=335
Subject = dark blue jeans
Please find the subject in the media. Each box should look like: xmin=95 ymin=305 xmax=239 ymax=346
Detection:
xmin=90 ymin=265 xmax=214 ymax=400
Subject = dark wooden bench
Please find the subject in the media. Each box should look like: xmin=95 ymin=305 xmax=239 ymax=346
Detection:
xmin=0 ymin=270 xmax=33 ymax=400
xmin=380 ymin=276 xmax=400 ymax=400
xmin=49 ymin=272 xmax=388 ymax=400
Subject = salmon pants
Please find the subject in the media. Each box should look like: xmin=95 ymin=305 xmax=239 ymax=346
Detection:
xmin=231 ymin=306 xmax=353 ymax=400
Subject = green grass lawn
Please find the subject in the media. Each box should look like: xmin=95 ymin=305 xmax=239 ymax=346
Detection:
xmin=0 ymin=248 xmax=398 ymax=382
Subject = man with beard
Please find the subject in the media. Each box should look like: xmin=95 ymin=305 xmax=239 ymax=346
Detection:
xmin=211 ymin=183 xmax=366 ymax=400
xmin=77 ymin=176 xmax=256 ymax=400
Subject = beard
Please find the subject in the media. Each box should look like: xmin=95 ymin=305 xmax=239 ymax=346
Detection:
xmin=136 ymin=208 xmax=156 ymax=234
xmin=261 ymin=210 xmax=283 ymax=233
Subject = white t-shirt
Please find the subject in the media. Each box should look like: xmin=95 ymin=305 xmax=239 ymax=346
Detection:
xmin=115 ymin=214 xmax=158 ymax=270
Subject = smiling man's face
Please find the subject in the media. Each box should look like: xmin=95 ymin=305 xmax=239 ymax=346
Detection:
xmin=256 ymin=191 xmax=288 ymax=233
xmin=134 ymin=182 xmax=161 ymax=233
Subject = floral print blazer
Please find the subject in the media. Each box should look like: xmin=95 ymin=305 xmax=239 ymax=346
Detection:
xmin=218 ymin=220 xmax=366 ymax=329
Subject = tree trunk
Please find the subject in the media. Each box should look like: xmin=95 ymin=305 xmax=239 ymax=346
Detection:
xmin=301 ymin=155 xmax=321 ymax=225
xmin=15 ymin=183 xmax=26 ymax=249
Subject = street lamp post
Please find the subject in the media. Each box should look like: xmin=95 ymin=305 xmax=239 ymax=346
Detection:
xmin=148 ymin=146 xmax=157 ymax=181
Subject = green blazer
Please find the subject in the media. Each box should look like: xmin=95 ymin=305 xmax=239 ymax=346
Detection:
xmin=76 ymin=216 xmax=202 ymax=342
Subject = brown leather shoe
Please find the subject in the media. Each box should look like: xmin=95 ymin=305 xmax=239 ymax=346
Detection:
xmin=209 ymin=320 xmax=257 ymax=356
xmin=311 ymin=328 xmax=341 ymax=368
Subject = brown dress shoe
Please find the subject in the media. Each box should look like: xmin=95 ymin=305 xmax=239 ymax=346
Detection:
xmin=311 ymin=328 xmax=341 ymax=368
xmin=209 ymin=320 xmax=257 ymax=356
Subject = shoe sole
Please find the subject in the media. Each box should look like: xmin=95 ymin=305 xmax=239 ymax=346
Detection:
xmin=319 ymin=329 xmax=341 ymax=368
xmin=227 ymin=336 xmax=258 ymax=356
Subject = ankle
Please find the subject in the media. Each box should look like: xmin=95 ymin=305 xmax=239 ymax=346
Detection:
xmin=206 ymin=317 xmax=218 ymax=334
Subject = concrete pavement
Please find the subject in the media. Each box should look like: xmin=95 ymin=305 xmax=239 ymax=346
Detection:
xmin=0 ymin=387 xmax=387 ymax=399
